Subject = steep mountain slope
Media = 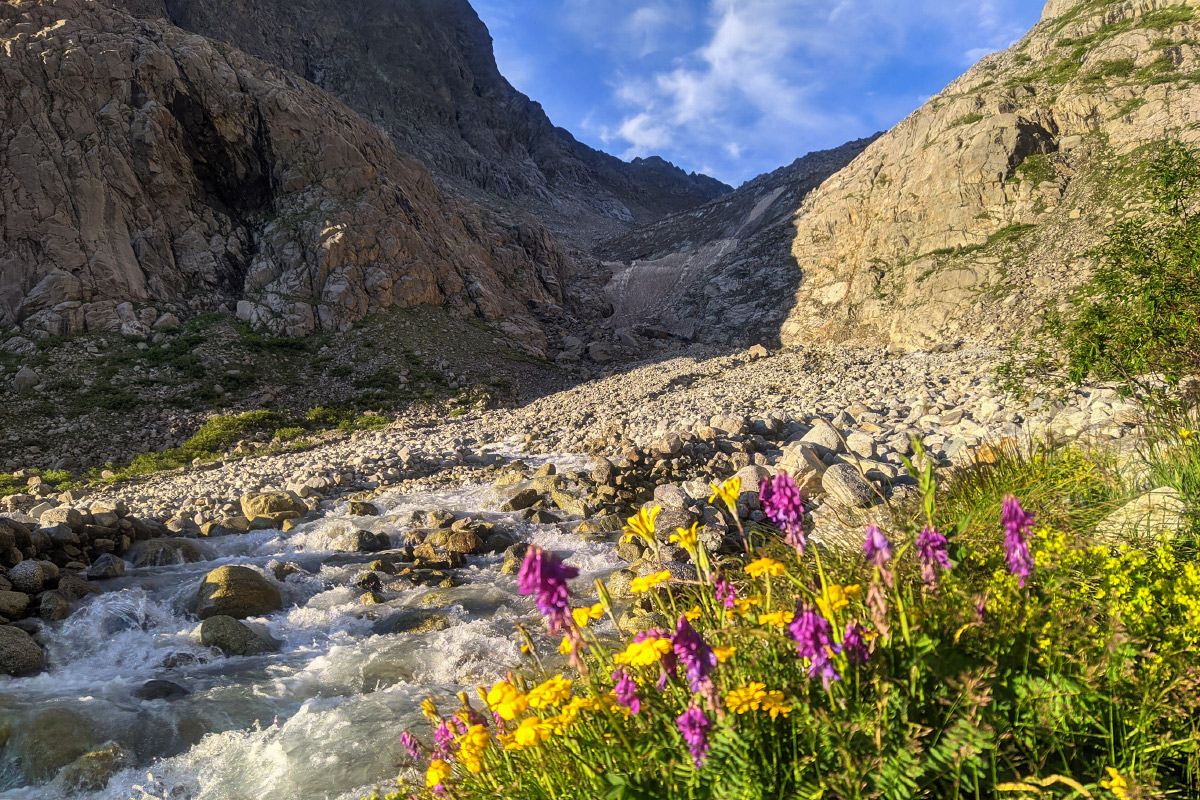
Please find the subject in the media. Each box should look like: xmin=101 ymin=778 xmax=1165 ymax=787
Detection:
xmin=597 ymin=137 xmax=878 ymax=343
xmin=0 ymin=0 xmax=570 ymax=346
xmin=110 ymin=0 xmax=731 ymax=245
xmin=780 ymin=0 xmax=1200 ymax=349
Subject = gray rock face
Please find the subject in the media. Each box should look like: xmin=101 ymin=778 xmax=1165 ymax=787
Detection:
xmin=0 ymin=624 xmax=44 ymax=676
xmin=195 ymin=566 xmax=283 ymax=620
xmin=820 ymin=464 xmax=876 ymax=508
xmin=200 ymin=615 xmax=278 ymax=656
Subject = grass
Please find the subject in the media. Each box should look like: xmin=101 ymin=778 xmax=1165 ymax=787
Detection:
xmin=949 ymin=112 xmax=984 ymax=128
xmin=1014 ymin=153 xmax=1057 ymax=186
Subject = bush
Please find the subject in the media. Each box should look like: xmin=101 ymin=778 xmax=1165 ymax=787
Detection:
xmin=378 ymin=442 xmax=1200 ymax=800
xmin=999 ymin=141 xmax=1200 ymax=399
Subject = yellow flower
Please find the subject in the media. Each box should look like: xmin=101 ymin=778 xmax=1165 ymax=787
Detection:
xmin=485 ymin=681 xmax=528 ymax=721
xmin=670 ymin=523 xmax=699 ymax=550
xmin=1182 ymin=428 xmax=1195 ymax=442
xmin=631 ymin=570 xmax=672 ymax=594
xmin=420 ymin=698 xmax=440 ymax=721
xmin=1101 ymin=767 xmax=1128 ymax=799
xmin=685 ymin=605 xmax=703 ymax=621
xmin=745 ymin=557 xmax=785 ymax=578
xmin=734 ymin=595 xmax=763 ymax=616
xmin=761 ymin=690 xmax=792 ymax=719
xmin=623 ymin=505 xmax=660 ymax=545
xmin=457 ymin=724 xmax=490 ymax=773
xmin=714 ymin=645 xmax=737 ymax=663
xmin=426 ymin=759 xmax=452 ymax=788
xmin=504 ymin=716 xmax=553 ymax=750
xmin=725 ymin=682 xmax=767 ymax=714
xmin=527 ymin=675 xmax=573 ymax=709
xmin=817 ymin=584 xmax=861 ymax=618
xmin=612 ymin=636 xmax=672 ymax=667
xmin=570 ymin=603 xmax=605 ymax=628
xmin=554 ymin=696 xmax=591 ymax=730
xmin=558 ymin=635 xmax=573 ymax=655
xmin=757 ymin=610 xmax=794 ymax=627
xmin=709 ymin=476 xmax=742 ymax=513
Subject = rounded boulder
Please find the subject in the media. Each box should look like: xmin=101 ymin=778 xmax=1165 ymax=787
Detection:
xmin=195 ymin=565 xmax=282 ymax=620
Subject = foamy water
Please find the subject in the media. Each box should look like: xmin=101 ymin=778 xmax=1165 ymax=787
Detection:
xmin=0 ymin=452 xmax=615 ymax=799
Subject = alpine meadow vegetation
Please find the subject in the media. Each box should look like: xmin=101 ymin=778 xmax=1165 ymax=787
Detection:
xmin=369 ymin=438 xmax=1200 ymax=800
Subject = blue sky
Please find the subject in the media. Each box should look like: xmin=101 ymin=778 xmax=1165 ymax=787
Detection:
xmin=473 ymin=0 xmax=1048 ymax=186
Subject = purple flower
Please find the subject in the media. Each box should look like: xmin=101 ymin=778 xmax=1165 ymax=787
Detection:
xmin=676 ymin=706 xmax=712 ymax=767
xmin=517 ymin=546 xmax=580 ymax=633
xmin=1002 ymin=495 xmax=1035 ymax=588
xmin=916 ymin=525 xmax=951 ymax=586
xmin=788 ymin=604 xmax=833 ymax=662
xmin=433 ymin=720 xmax=457 ymax=760
xmin=612 ymin=668 xmax=641 ymax=715
xmin=863 ymin=524 xmax=892 ymax=570
xmin=713 ymin=572 xmax=737 ymax=609
xmin=761 ymin=471 xmax=806 ymax=554
xmin=812 ymin=653 xmax=841 ymax=691
xmin=842 ymin=622 xmax=870 ymax=665
xmin=672 ymin=616 xmax=717 ymax=692
xmin=400 ymin=730 xmax=421 ymax=761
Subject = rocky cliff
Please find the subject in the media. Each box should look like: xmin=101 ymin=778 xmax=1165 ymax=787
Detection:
xmin=109 ymin=0 xmax=731 ymax=245
xmin=0 ymin=0 xmax=577 ymax=345
xmin=780 ymin=0 xmax=1200 ymax=350
xmin=597 ymin=137 xmax=878 ymax=344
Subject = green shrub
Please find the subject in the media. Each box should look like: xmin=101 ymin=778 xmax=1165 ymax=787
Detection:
xmin=1000 ymin=141 xmax=1200 ymax=398
xmin=950 ymin=112 xmax=984 ymax=128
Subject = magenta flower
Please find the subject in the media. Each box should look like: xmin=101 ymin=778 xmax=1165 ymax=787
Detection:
xmin=400 ymin=731 xmax=421 ymax=760
xmin=842 ymin=622 xmax=870 ymax=665
xmin=433 ymin=720 xmax=457 ymax=760
xmin=517 ymin=546 xmax=580 ymax=633
xmin=676 ymin=706 xmax=712 ymax=767
xmin=761 ymin=471 xmax=806 ymax=555
xmin=863 ymin=524 xmax=891 ymax=569
xmin=672 ymin=615 xmax=717 ymax=692
xmin=788 ymin=604 xmax=833 ymax=662
xmin=916 ymin=525 xmax=951 ymax=586
xmin=612 ymin=668 xmax=641 ymax=715
xmin=1002 ymin=495 xmax=1035 ymax=588
xmin=713 ymin=572 xmax=737 ymax=609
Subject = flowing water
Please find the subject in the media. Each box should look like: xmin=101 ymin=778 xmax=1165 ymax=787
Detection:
xmin=0 ymin=451 xmax=614 ymax=799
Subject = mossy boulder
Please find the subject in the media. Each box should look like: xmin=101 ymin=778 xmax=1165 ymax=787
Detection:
xmin=195 ymin=565 xmax=282 ymax=620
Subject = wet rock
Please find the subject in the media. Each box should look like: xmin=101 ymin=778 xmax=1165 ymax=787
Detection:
xmin=616 ymin=538 xmax=645 ymax=563
xmin=353 ymin=530 xmax=392 ymax=553
xmin=500 ymin=543 xmax=530 ymax=575
xmin=131 ymin=538 xmax=207 ymax=568
xmin=347 ymin=501 xmax=380 ymax=516
xmin=37 ymin=591 xmax=70 ymax=621
xmin=195 ymin=565 xmax=283 ymax=620
xmin=86 ymin=554 xmax=126 ymax=580
xmin=133 ymin=680 xmax=191 ymax=701
xmin=376 ymin=611 xmax=452 ymax=635
xmin=445 ymin=530 xmax=482 ymax=554
xmin=267 ymin=560 xmax=308 ymax=581
xmin=501 ymin=488 xmax=539 ymax=512
xmin=56 ymin=576 xmax=102 ymax=601
xmin=9 ymin=706 xmax=96 ymax=780
xmin=550 ymin=491 xmax=589 ymax=518
xmin=526 ymin=509 xmax=561 ymax=524
xmin=8 ymin=560 xmax=55 ymax=594
xmin=0 ymin=624 xmax=44 ymax=676
xmin=483 ymin=533 xmax=515 ymax=554
xmin=0 ymin=591 xmax=29 ymax=619
xmin=200 ymin=615 xmax=279 ymax=656
xmin=52 ymin=741 xmax=131 ymax=793
xmin=821 ymin=464 xmax=876 ymax=508
xmin=239 ymin=491 xmax=307 ymax=524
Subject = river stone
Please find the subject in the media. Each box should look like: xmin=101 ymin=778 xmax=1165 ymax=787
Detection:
xmin=550 ymin=491 xmax=589 ymax=518
xmin=37 ymin=591 xmax=70 ymax=621
xmin=8 ymin=560 xmax=53 ymax=594
xmin=501 ymin=488 xmax=538 ymax=512
xmin=376 ymin=611 xmax=452 ymax=635
xmin=605 ymin=568 xmax=636 ymax=598
xmin=10 ymin=706 xmax=96 ymax=780
xmin=200 ymin=615 xmax=278 ymax=656
xmin=57 ymin=575 xmax=102 ymax=601
xmin=239 ymin=491 xmax=307 ymax=523
xmin=39 ymin=506 xmax=84 ymax=530
xmin=500 ymin=543 xmax=529 ymax=574
xmin=347 ymin=501 xmax=379 ymax=516
xmin=801 ymin=419 xmax=843 ymax=454
xmin=133 ymin=680 xmax=191 ymax=701
xmin=616 ymin=538 xmax=645 ymax=562
xmin=444 ymin=530 xmax=481 ymax=554
xmin=821 ymin=464 xmax=876 ymax=508
xmin=52 ymin=741 xmax=131 ymax=793
xmin=195 ymin=566 xmax=282 ymax=620
xmin=86 ymin=554 xmax=126 ymax=580
xmin=132 ymin=538 xmax=206 ymax=568
xmin=0 ymin=625 xmax=44 ymax=675
xmin=0 ymin=591 xmax=29 ymax=619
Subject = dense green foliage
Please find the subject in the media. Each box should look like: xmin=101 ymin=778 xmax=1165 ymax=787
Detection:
xmin=999 ymin=141 xmax=1200 ymax=398
xmin=377 ymin=435 xmax=1200 ymax=800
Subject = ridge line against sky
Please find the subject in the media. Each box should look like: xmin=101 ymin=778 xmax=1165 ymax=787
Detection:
xmin=473 ymin=0 xmax=1047 ymax=186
